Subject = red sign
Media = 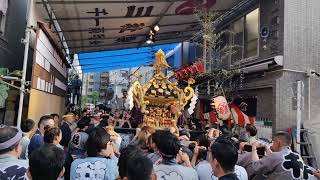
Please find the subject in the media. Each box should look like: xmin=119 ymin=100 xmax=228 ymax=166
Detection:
xmin=174 ymin=63 xmax=204 ymax=80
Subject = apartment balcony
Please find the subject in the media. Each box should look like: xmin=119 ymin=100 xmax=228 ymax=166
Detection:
xmin=101 ymin=79 xmax=109 ymax=84
xmin=100 ymin=73 xmax=109 ymax=78
xmin=88 ymin=78 xmax=94 ymax=82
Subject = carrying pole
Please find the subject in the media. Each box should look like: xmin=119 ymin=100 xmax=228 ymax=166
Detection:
xmin=17 ymin=0 xmax=32 ymax=128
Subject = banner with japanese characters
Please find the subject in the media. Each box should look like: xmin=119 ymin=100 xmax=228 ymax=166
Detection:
xmin=36 ymin=0 xmax=241 ymax=53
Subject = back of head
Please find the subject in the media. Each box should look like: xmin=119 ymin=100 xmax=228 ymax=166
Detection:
xmin=82 ymin=108 xmax=88 ymax=114
xmin=179 ymin=129 xmax=191 ymax=139
xmin=156 ymin=131 xmax=180 ymax=160
xmin=50 ymin=113 xmax=59 ymax=119
xmin=43 ymin=127 xmax=61 ymax=144
xmin=63 ymin=112 xmax=75 ymax=123
xmin=86 ymin=128 xmax=110 ymax=157
xmin=21 ymin=119 xmax=35 ymax=133
xmin=197 ymin=134 xmax=210 ymax=147
xmin=150 ymin=131 xmax=162 ymax=147
xmin=98 ymin=119 xmax=108 ymax=128
xmin=246 ymin=125 xmax=257 ymax=137
xmin=141 ymin=126 xmax=156 ymax=135
xmin=29 ymin=144 xmax=65 ymax=180
xmin=220 ymin=124 xmax=232 ymax=137
xmin=0 ymin=126 xmax=22 ymax=155
xmin=211 ymin=138 xmax=238 ymax=173
xmin=72 ymin=111 xmax=80 ymax=118
xmin=38 ymin=115 xmax=53 ymax=128
xmin=77 ymin=116 xmax=91 ymax=129
xmin=136 ymin=126 xmax=155 ymax=148
xmin=216 ymin=135 xmax=240 ymax=150
xmin=274 ymin=131 xmax=292 ymax=146
xmin=127 ymin=155 xmax=153 ymax=180
xmin=118 ymin=145 xmax=143 ymax=178
xmin=197 ymin=134 xmax=210 ymax=160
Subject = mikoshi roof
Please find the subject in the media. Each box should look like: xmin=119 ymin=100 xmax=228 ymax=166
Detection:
xmin=36 ymin=0 xmax=244 ymax=55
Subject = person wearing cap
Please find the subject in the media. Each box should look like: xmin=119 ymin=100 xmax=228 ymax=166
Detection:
xmin=28 ymin=115 xmax=55 ymax=156
xmin=60 ymin=112 xmax=76 ymax=150
xmin=153 ymin=131 xmax=198 ymax=180
xmin=0 ymin=126 xmax=28 ymax=179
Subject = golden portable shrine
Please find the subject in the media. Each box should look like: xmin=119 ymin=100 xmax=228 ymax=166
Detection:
xmin=128 ymin=49 xmax=195 ymax=132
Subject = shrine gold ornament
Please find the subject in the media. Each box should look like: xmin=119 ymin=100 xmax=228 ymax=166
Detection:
xmin=130 ymin=49 xmax=194 ymax=132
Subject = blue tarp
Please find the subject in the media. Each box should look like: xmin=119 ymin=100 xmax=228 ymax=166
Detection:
xmin=79 ymin=44 xmax=178 ymax=73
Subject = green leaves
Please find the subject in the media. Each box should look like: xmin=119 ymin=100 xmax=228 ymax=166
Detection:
xmin=0 ymin=84 xmax=9 ymax=108
xmin=0 ymin=67 xmax=22 ymax=107
xmin=0 ymin=68 xmax=9 ymax=76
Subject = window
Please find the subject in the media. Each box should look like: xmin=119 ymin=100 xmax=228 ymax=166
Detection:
xmin=0 ymin=0 xmax=8 ymax=37
xmin=270 ymin=30 xmax=279 ymax=38
xmin=120 ymin=71 xmax=128 ymax=78
xmin=231 ymin=17 xmax=244 ymax=62
xmin=228 ymin=8 xmax=259 ymax=62
xmin=0 ymin=12 xmax=6 ymax=36
xmin=244 ymin=8 xmax=259 ymax=58
xmin=271 ymin=16 xmax=280 ymax=25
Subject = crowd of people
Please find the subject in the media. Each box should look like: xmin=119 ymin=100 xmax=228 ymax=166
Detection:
xmin=0 ymin=109 xmax=320 ymax=180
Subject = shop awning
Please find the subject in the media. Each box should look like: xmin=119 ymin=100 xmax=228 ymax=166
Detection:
xmin=35 ymin=0 xmax=244 ymax=55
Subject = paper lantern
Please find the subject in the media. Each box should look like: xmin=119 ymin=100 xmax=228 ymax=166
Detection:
xmin=211 ymin=96 xmax=231 ymax=120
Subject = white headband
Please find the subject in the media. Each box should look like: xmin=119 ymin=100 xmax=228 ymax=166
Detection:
xmin=0 ymin=128 xmax=23 ymax=150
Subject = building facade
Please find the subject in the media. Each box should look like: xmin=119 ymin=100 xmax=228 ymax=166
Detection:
xmin=99 ymin=72 xmax=109 ymax=102
xmin=0 ymin=0 xmax=28 ymax=71
xmin=82 ymin=72 xmax=101 ymax=96
xmin=211 ymin=0 xmax=320 ymax=134
xmin=108 ymin=70 xmax=129 ymax=98
xmin=0 ymin=0 xmax=30 ymax=125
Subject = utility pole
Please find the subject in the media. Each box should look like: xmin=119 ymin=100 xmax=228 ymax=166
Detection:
xmin=17 ymin=0 xmax=32 ymax=128
xmin=296 ymin=80 xmax=303 ymax=154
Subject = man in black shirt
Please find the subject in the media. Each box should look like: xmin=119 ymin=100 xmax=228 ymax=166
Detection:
xmin=210 ymin=137 xmax=239 ymax=180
